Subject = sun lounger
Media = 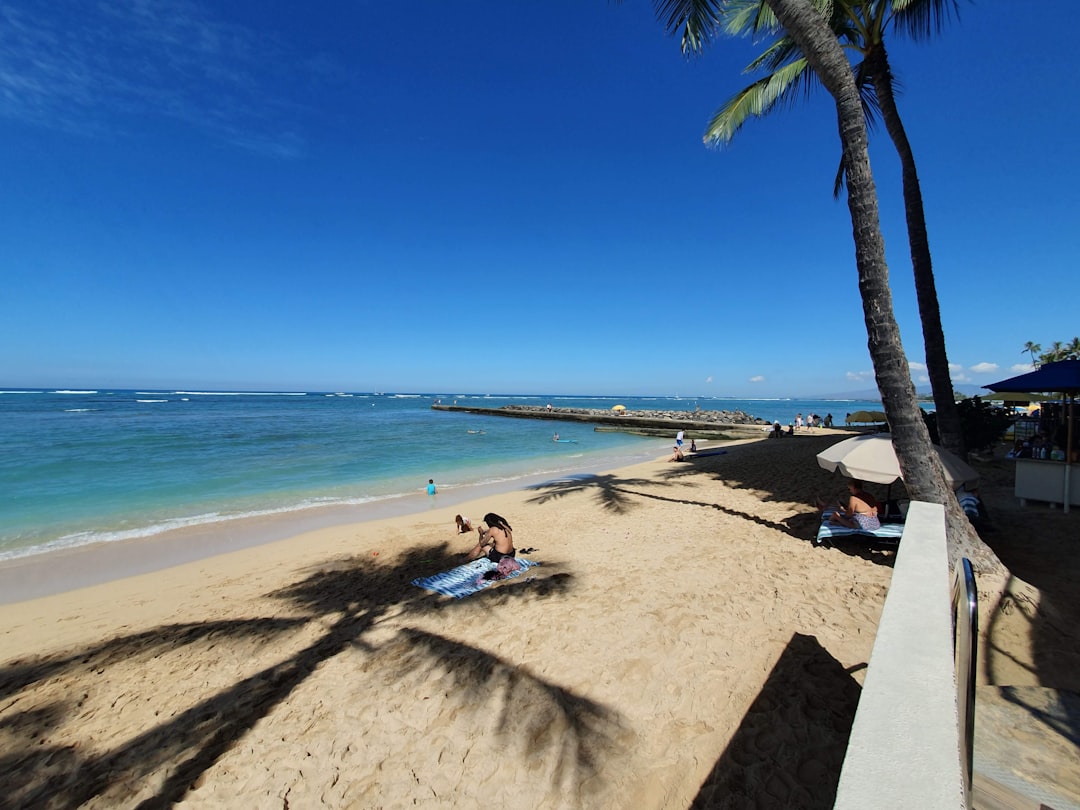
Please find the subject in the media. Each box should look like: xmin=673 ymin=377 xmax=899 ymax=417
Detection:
xmin=957 ymin=490 xmax=981 ymax=521
xmin=815 ymin=508 xmax=905 ymax=547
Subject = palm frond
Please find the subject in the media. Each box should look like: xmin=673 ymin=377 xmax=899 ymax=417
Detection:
xmin=832 ymin=156 xmax=846 ymax=199
xmin=890 ymin=0 xmax=962 ymax=40
xmin=745 ymin=35 xmax=802 ymax=74
xmin=852 ymin=57 xmax=882 ymax=130
xmin=703 ymin=58 xmax=812 ymax=146
xmin=651 ymin=0 xmax=726 ymax=54
xmin=721 ymin=0 xmax=780 ymax=36
xmin=722 ymin=0 xmax=841 ymax=37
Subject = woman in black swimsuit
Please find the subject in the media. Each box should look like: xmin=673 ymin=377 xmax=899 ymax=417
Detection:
xmin=465 ymin=512 xmax=516 ymax=562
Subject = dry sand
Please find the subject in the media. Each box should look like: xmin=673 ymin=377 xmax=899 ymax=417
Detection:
xmin=1 ymin=432 xmax=1075 ymax=809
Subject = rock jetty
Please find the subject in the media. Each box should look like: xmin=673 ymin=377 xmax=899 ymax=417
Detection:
xmin=502 ymin=404 xmax=764 ymax=424
xmin=430 ymin=403 xmax=767 ymax=435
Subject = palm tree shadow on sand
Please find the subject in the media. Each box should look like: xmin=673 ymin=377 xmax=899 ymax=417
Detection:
xmin=525 ymin=445 xmax=896 ymax=568
xmin=0 ymin=543 xmax=625 ymax=808
xmin=689 ymin=633 xmax=863 ymax=808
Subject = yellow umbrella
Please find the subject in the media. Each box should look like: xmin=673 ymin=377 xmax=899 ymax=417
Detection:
xmin=611 ymin=404 xmax=627 ymax=412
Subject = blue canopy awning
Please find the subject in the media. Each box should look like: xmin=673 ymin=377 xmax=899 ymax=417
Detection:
xmin=986 ymin=359 xmax=1080 ymax=395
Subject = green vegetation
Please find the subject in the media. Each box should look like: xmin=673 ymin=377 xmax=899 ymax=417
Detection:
xmin=924 ymin=397 xmax=1014 ymax=453
xmin=1023 ymin=338 xmax=1080 ymax=366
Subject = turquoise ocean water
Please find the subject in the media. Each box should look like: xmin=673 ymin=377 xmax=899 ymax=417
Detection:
xmin=1 ymin=389 xmax=885 ymax=562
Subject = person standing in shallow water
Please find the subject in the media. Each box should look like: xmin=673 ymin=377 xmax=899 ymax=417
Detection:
xmin=426 ymin=479 xmax=436 ymax=495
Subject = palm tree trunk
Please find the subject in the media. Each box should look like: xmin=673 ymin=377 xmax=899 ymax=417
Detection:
xmin=865 ymin=42 xmax=966 ymax=458
xmin=762 ymin=0 xmax=995 ymax=573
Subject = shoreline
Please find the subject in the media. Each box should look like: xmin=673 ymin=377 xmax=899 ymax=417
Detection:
xmin=0 ymin=437 xmax=677 ymax=604
xmin=1 ymin=430 xmax=895 ymax=807
xmin=4 ymin=428 xmax=1078 ymax=807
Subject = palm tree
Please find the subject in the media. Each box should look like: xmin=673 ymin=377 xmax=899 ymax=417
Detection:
xmin=1023 ymin=341 xmax=1042 ymax=367
xmin=647 ymin=0 xmax=989 ymax=570
xmin=1041 ymin=341 xmax=1066 ymax=364
xmin=671 ymin=0 xmax=967 ymax=459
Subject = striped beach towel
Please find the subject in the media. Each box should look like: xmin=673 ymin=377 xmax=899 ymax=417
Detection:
xmin=815 ymin=508 xmax=905 ymax=547
xmin=412 ymin=557 xmax=538 ymax=599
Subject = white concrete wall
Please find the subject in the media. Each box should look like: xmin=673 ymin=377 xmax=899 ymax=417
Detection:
xmin=833 ymin=501 xmax=967 ymax=809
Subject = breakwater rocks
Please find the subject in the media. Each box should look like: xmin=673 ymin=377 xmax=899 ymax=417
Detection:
xmin=431 ymin=403 xmax=767 ymax=434
xmin=503 ymin=404 xmax=765 ymax=425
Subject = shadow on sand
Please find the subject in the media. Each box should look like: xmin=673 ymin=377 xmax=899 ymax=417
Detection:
xmin=689 ymin=632 xmax=862 ymax=809
xmin=0 ymin=544 xmax=623 ymax=808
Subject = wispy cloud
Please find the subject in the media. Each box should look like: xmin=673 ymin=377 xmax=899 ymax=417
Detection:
xmin=0 ymin=0 xmax=314 ymax=156
xmin=1011 ymin=363 xmax=1034 ymax=373
xmin=969 ymin=362 xmax=999 ymax=374
xmin=846 ymin=370 xmax=873 ymax=382
xmin=748 ymin=375 xmax=764 ymax=383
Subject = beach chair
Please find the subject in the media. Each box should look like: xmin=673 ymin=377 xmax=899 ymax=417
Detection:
xmin=814 ymin=508 xmax=905 ymax=547
xmin=957 ymin=489 xmax=982 ymax=522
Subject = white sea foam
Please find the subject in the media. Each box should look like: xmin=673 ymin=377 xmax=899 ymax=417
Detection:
xmin=173 ymin=391 xmax=307 ymax=396
xmin=0 ymin=493 xmax=404 ymax=563
xmin=136 ymin=399 xmax=168 ymax=403
xmin=64 ymin=408 xmax=97 ymax=412
xmin=0 ymin=390 xmax=44 ymax=394
xmin=52 ymin=390 xmax=97 ymax=394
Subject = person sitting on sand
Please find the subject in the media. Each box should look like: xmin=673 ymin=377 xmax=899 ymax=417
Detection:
xmin=689 ymin=438 xmax=697 ymax=453
xmin=818 ymin=479 xmax=880 ymax=531
xmin=669 ymin=445 xmax=685 ymax=462
xmin=455 ymin=515 xmax=473 ymax=534
xmin=465 ymin=512 xmax=516 ymax=562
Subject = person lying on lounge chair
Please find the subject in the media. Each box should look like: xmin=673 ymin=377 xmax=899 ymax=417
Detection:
xmin=818 ymin=479 xmax=881 ymax=531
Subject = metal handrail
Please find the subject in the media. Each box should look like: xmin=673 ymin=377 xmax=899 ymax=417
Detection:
xmin=951 ymin=557 xmax=978 ymax=809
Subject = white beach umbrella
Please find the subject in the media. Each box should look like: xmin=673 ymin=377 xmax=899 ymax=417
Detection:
xmin=816 ymin=433 xmax=979 ymax=490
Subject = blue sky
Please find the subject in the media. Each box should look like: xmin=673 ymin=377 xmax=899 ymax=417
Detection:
xmin=2 ymin=1 xmax=1076 ymax=397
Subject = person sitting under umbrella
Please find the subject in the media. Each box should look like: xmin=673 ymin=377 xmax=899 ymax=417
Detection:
xmin=818 ymin=479 xmax=881 ymax=531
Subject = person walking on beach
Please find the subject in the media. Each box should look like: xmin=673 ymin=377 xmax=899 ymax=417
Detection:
xmin=426 ymin=479 xmax=437 ymax=495
xmin=795 ymin=414 xmax=803 ymax=431
xmin=676 ymin=430 xmax=684 ymax=448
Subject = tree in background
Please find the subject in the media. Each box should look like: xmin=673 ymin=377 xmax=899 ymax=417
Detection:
xmin=1022 ymin=340 xmax=1042 ymax=367
xmin=925 ymin=398 xmax=1014 ymax=454
xmin=1021 ymin=338 xmax=1080 ymax=366
xmin=1038 ymin=338 xmax=1080 ymax=364
xmin=656 ymin=0 xmax=967 ymax=459
xmin=643 ymin=0 xmax=991 ymax=571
